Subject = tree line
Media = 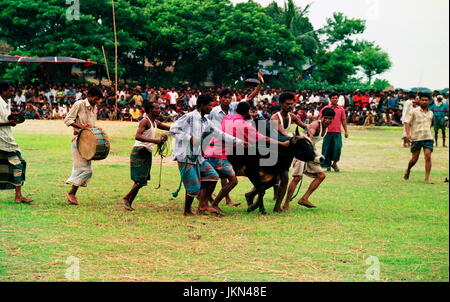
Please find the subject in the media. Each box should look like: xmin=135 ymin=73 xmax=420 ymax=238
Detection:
xmin=0 ymin=0 xmax=392 ymax=89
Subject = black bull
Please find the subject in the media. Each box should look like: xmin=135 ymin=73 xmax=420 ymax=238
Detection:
xmin=228 ymin=133 xmax=315 ymax=214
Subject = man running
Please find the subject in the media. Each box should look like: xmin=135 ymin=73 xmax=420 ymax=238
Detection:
xmin=404 ymin=93 xmax=434 ymax=184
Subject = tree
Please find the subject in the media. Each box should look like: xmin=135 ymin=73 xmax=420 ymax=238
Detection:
xmin=359 ymin=46 xmax=392 ymax=84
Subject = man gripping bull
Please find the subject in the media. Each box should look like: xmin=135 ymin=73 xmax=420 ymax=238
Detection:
xmin=270 ymin=92 xmax=307 ymax=212
xmin=283 ymin=108 xmax=336 ymax=211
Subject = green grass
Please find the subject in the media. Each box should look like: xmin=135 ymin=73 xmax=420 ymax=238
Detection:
xmin=0 ymin=121 xmax=448 ymax=282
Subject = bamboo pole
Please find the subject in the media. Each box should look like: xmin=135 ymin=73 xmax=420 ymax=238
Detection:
xmin=111 ymin=0 xmax=118 ymax=112
xmin=101 ymin=45 xmax=111 ymax=84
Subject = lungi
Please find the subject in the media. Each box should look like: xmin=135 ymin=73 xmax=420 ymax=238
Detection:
xmin=130 ymin=146 xmax=152 ymax=186
xmin=0 ymin=150 xmax=26 ymax=190
xmin=321 ymin=132 xmax=342 ymax=168
xmin=178 ymin=160 xmax=219 ymax=197
xmin=66 ymin=141 xmax=92 ymax=187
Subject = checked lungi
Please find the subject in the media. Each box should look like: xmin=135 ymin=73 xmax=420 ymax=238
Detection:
xmin=66 ymin=141 xmax=92 ymax=187
xmin=0 ymin=150 xmax=26 ymax=190
xmin=178 ymin=160 xmax=219 ymax=197
xmin=130 ymin=146 xmax=152 ymax=186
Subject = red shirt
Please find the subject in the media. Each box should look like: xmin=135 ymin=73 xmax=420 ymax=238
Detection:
xmin=320 ymin=105 xmax=346 ymax=133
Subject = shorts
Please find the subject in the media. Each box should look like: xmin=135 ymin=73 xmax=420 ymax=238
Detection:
xmin=178 ymin=160 xmax=219 ymax=197
xmin=205 ymin=158 xmax=235 ymax=178
xmin=410 ymin=140 xmax=434 ymax=153
xmin=291 ymin=158 xmax=322 ymax=178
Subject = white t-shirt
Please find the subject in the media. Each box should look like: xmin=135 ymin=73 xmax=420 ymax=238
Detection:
xmin=14 ymin=95 xmax=26 ymax=106
xmin=189 ymin=95 xmax=197 ymax=108
xmin=168 ymin=91 xmax=179 ymax=105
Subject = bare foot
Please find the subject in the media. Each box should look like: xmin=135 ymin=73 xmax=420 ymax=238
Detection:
xmin=226 ymin=201 xmax=241 ymax=207
xmin=184 ymin=211 xmax=195 ymax=217
xmin=425 ymin=180 xmax=435 ymax=184
xmin=198 ymin=206 xmax=222 ymax=215
xmin=298 ymin=198 xmax=317 ymax=208
xmin=122 ymin=198 xmax=134 ymax=211
xmin=15 ymin=196 xmax=33 ymax=203
xmin=212 ymin=206 xmax=225 ymax=216
xmin=403 ymin=169 xmax=410 ymax=180
xmin=66 ymin=193 xmax=80 ymax=206
xmin=282 ymin=205 xmax=290 ymax=212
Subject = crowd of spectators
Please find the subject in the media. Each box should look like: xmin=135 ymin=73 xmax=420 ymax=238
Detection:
xmin=6 ymin=83 xmax=449 ymax=126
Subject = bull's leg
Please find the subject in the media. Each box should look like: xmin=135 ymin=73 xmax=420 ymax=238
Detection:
xmin=248 ymin=187 xmax=265 ymax=214
xmin=274 ymin=171 xmax=289 ymax=212
xmin=245 ymin=187 xmax=257 ymax=206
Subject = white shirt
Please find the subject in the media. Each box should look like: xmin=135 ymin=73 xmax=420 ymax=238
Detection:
xmin=189 ymin=95 xmax=197 ymax=108
xmin=169 ymin=110 xmax=243 ymax=164
xmin=14 ymin=95 xmax=26 ymax=106
xmin=0 ymin=96 xmax=20 ymax=152
xmin=168 ymin=91 xmax=179 ymax=105
xmin=338 ymin=95 xmax=345 ymax=107
xmin=401 ymin=99 xmax=413 ymax=123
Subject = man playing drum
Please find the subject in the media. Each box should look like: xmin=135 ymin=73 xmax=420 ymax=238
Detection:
xmin=64 ymin=86 xmax=103 ymax=205
xmin=122 ymin=102 xmax=171 ymax=211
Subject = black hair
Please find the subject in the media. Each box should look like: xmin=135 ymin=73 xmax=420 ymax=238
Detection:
xmin=419 ymin=92 xmax=431 ymax=99
xmin=329 ymin=92 xmax=338 ymax=98
xmin=220 ymin=88 xmax=233 ymax=98
xmin=144 ymin=101 xmax=157 ymax=114
xmin=408 ymin=93 xmax=416 ymax=99
xmin=322 ymin=108 xmax=336 ymax=118
xmin=270 ymin=104 xmax=281 ymax=113
xmin=236 ymin=101 xmax=251 ymax=116
xmin=0 ymin=81 xmax=12 ymax=94
xmin=197 ymin=94 xmax=213 ymax=107
xmin=279 ymin=92 xmax=294 ymax=104
xmin=87 ymin=86 xmax=103 ymax=98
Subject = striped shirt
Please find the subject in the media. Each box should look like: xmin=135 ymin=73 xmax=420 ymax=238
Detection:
xmin=170 ymin=110 xmax=243 ymax=164
xmin=404 ymin=107 xmax=434 ymax=142
xmin=0 ymin=96 xmax=20 ymax=152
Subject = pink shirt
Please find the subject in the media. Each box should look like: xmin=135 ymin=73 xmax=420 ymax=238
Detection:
xmin=204 ymin=114 xmax=266 ymax=159
xmin=320 ymin=105 xmax=346 ymax=133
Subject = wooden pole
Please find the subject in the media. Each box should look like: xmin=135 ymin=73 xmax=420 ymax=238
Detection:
xmin=101 ymin=45 xmax=111 ymax=84
xmin=111 ymin=0 xmax=118 ymax=112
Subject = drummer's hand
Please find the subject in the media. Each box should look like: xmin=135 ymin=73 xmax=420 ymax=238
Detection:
xmin=8 ymin=120 xmax=17 ymax=127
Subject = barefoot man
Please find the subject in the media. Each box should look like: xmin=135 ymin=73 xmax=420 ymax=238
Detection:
xmin=170 ymin=94 xmax=245 ymax=216
xmin=283 ymin=108 xmax=335 ymax=210
xmin=64 ymin=86 xmax=104 ymax=205
xmin=122 ymin=102 xmax=170 ymax=211
xmin=270 ymin=92 xmax=308 ymax=212
xmin=404 ymin=93 xmax=435 ymax=184
xmin=0 ymin=81 xmax=32 ymax=203
xmin=208 ymin=72 xmax=265 ymax=207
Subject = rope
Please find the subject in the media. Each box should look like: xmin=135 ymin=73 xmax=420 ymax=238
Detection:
xmin=154 ymin=134 xmax=171 ymax=189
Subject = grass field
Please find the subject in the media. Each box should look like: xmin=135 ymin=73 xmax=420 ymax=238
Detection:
xmin=0 ymin=120 xmax=448 ymax=282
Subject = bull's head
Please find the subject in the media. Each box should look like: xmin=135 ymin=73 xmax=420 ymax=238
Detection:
xmin=289 ymin=134 xmax=315 ymax=162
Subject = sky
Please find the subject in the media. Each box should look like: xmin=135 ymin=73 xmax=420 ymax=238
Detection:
xmin=231 ymin=0 xmax=449 ymax=90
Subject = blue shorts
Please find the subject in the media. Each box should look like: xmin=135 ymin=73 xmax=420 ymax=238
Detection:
xmin=411 ymin=140 xmax=434 ymax=153
xmin=178 ymin=160 xmax=219 ymax=197
xmin=205 ymin=158 xmax=236 ymax=178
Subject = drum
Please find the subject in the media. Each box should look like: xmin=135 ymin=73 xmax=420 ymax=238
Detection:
xmin=77 ymin=127 xmax=110 ymax=160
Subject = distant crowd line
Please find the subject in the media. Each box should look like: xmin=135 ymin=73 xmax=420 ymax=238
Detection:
xmin=7 ymin=83 xmax=449 ymax=126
